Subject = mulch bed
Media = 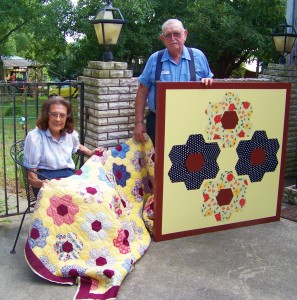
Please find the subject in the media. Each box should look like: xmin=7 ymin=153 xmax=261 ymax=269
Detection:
xmin=281 ymin=205 xmax=297 ymax=222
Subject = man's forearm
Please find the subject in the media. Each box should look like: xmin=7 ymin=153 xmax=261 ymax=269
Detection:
xmin=134 ymin=84 xmax=149 ymax=123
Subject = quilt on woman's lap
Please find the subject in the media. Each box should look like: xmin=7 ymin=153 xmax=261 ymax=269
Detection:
xmin=25 ymin=137 xmax=155 ymax=300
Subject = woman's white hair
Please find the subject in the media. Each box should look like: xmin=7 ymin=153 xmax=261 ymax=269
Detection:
xmin=162 ymin=19 xmax=185 ymax=33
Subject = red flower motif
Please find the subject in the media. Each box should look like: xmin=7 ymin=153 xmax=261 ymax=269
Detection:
xmin=226 ymin=174 xmax=234 ymax=182
xmin=239 ymin=198 xmax=246 ymax=207
xmin=95 ymin=150 xmax=104 ymax=157
xmin=243 ymin=102 xmax=250 ymax=109
xmin=214 ymin=134 xmax=221 ymax=140
xmin=113 ymin=229 xmax=130 ymax=254
xmin=86 ymin=187 xmax=97 ymax=195
xmin=203 ymin=193 xmax=210 ymax=202
xmin=244 ymin=179 xmax=248 ymax=185
xmin=238 ymin=131 xmax=245 ymax=137
xmin=215 ymin=213 xmax=221 ymax=221
xmin=229 ymin=103 xmax=235 ymax=111
xmin=214 ymin=115 xmax=221 ymax=123
xmin=46 ymin=195 xmax=79 ymax=226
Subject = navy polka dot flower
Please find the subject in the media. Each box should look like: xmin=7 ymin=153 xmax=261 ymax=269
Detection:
xmin=168 ymin=134 xmax=220 ymax=190
xmin=235 ymin=131 xmax=279 ymax=182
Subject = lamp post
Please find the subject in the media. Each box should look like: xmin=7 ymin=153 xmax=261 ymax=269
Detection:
xmin=272 ymin=21 xmax=297 ymax=64
xmin=90 ymin=0 xmax=128 ymax=62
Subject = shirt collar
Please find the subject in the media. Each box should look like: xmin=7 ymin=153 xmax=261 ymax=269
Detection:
xmin=45 ymin=128 xmax=65 ymax=141
xmin=161 ymin=46 xmax=190 ymax=62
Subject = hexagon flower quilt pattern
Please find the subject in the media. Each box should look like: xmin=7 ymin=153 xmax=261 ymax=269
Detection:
xmin=168 ymin=134 xmax=220 ymax=190
xmin=205 ymin=91 xmax=253 ymax=148
xmin=235 ymin=130 xmax=280 ymax=182
xmin=24 ymin=137 xmax=154 ymax=300
xmin=201 ymin=171 xmax=249 ymax=222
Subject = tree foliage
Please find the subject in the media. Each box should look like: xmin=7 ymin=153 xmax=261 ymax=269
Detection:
xmin=0 ymin=0 xmax=287 ymax=80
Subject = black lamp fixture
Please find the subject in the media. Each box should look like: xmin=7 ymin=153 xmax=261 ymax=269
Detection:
xmin=90 ymin=0 xmax=128 ymax=62
xmin=271 ymin=21 xmax=297 ymax=64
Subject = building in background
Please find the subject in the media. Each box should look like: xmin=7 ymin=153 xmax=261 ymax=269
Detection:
xmin=2 ymin=56 xmax=44 ymax=82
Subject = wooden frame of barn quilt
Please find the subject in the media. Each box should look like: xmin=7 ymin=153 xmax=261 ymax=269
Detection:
xmin=153 ymin=82 xmax=291 ymax=242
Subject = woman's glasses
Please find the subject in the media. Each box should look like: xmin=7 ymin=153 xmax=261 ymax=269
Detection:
xmin=48 ymin=112 xmax=68 ymax=119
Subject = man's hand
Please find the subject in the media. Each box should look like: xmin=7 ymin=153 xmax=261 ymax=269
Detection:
xmin=201 ymin=78 xmax=214 ymax=86
xmin=133 ymin=122 xmax=146 ymax=143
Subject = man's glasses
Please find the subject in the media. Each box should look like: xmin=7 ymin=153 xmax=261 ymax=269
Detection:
xmin=163 ymin=31 xmax=183 ymax=40
xmin=48 ymin=112 xmax=68 ymax=119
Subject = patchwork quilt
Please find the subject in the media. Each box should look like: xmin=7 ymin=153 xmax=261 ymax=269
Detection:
xmin=25 ymin=136 xmax=155 ymax=300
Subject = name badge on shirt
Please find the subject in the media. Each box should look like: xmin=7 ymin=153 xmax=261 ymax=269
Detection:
xmin=161 ymin=70 xmax=170 ymax=75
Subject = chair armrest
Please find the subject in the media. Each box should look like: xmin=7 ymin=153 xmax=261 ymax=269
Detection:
xmin=73 ymin=150 xmax=86 ymax=169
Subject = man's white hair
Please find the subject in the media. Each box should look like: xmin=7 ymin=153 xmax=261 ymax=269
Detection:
xmin=162 ymin=19 xmax=185 ymax=33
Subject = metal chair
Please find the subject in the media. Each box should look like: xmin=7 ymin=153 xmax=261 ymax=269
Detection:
xmin=9 ymin=140 xmax=84 ymax=254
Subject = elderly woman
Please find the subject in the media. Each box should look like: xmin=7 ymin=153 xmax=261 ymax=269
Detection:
xmin=24 ymin=95 xmax=102 ymax=197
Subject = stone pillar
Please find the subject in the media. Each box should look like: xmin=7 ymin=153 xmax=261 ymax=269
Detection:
xmin=78 ymin=61 xmax=138 ymax=149
xmin=259 ymin=63 xmax=297 ymax=177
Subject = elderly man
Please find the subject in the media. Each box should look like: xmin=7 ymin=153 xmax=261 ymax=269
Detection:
xmin=133 ymin=18 xmax=214 ymax=145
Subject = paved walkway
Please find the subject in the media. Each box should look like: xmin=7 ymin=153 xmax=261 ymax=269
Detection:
xmin=1 ymin=179 xmax=297 ymax=300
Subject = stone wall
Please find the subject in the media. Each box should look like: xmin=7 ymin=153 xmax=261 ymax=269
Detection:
xmin=78 ymin=61 xmax=138 ymax=149
xmin=259 ymin=63 xmax=297 ymax=177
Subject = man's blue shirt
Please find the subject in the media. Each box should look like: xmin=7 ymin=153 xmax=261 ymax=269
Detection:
xmin=138 ymin=46 xmax=214 ymax=112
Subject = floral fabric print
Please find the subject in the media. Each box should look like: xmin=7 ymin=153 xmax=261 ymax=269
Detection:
xmin=142 ymin=173 xmax=154 ymax=194
xmin=86 ymin=248 xmax=116 ymax=267
xmin=61 ymin=265 xmax=87 ymax=278
xmin=201 ymin=171 xmax=249 ymax=222
xmin=146 ymin=148 xmax=155 ymax=168
xmin=113 ymin=229 xmax=131 ymax=254
xmin=110 ymin=194 xmax=125 ymax=217
xmin=91 ymin=150 xmax=108 ymax=165
xmin=131 ymin=150 xmax=145 ymax=172
xmin=28 ymin=219 xmax=49 ymax=249
xmin=113 ymin=221 xmax=136 ymax=255
xmin=40 ymin=256 xmax=56 ymax=273
xmin=53 ymin=232 xmax=83 ymax=261
xmin=118 ymin=192 xmax=133 ymax=215
xmin=205 ymin=92 xmax=253 ymax=148
xmin=77 ymin=184 xmax=104 ymax=203
xmin=81 ymin=212 xmax=112 ymax=241
xmin=131 ymin=179 xmax=144 ymax=203
xmin=98 ymin=167 xmax=115 ymax=188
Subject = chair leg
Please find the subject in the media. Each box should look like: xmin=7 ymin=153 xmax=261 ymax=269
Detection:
xmin=10 ymin=207 xmax=29 ymax=254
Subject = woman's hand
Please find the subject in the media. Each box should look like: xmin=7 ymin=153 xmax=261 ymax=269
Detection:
xmin=42 ymin=179 xmax=50 ymax=188
xmin=89 ymin=147 xmax=104 ymax=156
xmin=79 ymin=144 xmax=104 ymax=157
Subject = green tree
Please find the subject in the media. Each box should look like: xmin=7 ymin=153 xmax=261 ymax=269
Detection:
xmin=0 ymin=0 xmax=75 ymax=80
xmin=185 ymin=0 xmax=286 ymax=78
xmin=0 ymin=0 xmax=287 ymax=80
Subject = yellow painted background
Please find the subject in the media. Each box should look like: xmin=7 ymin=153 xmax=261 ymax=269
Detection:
xmin=161 ymin=88 xmax=287 ymax=235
